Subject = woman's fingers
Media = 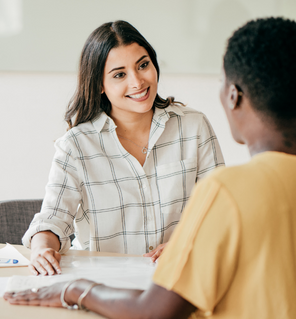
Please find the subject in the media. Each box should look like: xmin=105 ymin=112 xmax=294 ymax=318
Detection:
xmin=28 ymin=264 xmax=39 ymax=276
xmin=44 ymin=250 xmax=62 ymax=274
xmin=151 ymin=250 xmax=162 ymax=263
xmin=143 ymin=243 xmax=167 ymax=262
xmin=30 ymin=258 xmax=48 ymax=276
xmin=30 ymin=249 xmax=62 ymax=276
xmin=143 ymin=248 xmax=157 ymax=257
xmin=4 ymin=282 xmax=66 ymax=307
xmin=4 ymin=289 xmax=40 ymax=305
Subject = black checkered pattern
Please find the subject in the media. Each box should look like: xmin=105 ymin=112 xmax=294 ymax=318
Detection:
xmin=23 ymin=105 xmax=224 ymax=254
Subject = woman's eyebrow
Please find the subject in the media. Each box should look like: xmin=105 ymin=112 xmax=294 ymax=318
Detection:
xmin=108 ymin=55 xmax=148 ymax=74
xmin=136 ymin=55 xmax=148 ymax=64
xmin=108 ymin=66 xmax=124 ymax=74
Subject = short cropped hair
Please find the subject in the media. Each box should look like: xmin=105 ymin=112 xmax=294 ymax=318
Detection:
xmin=224 ymin=17 xmax=296 ymax=122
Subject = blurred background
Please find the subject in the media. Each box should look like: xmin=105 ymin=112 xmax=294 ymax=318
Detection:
xmin=1 ymin=0 xmax=295 ymax=200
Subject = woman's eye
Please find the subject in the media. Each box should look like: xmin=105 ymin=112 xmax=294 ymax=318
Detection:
xmin=114 ymin=72 xmax=125 ymax=79
xmin=139 ymin=61 xmax=149 ymax=69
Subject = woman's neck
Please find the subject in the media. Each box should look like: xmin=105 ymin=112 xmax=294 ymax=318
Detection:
xmin=111 ymin=109 xmax=154 ymax=137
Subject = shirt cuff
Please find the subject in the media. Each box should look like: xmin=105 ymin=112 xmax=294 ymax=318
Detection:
xmin=22 ymin=224 xmax=72 ymax=254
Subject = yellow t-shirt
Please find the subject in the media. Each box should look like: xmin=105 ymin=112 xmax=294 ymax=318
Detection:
xmin=153 ymin=151 xmax=296 ymax=318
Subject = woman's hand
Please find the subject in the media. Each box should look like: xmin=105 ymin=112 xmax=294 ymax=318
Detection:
xmin=30 ymin=231 xmax=62 ymax=276
xmin=30 ymin=247 xmax=62 ymax=276
xmin=143 ymin=243 xmax=167 ymax=262
xmin=4 ymin=282 xmax=67 ymax=307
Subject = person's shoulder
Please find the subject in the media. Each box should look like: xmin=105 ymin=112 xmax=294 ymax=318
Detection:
xmin=209 ymin=161 xmax=253 ymax=180
xmin=169 ymin=103 xmax=203 ymax=114
xmin=201 ymin=160 xmax=266 ymax=199
xmin=210 ymin=152 xmax=296 ymax=184
xmin=167 ymin=104 xmax=207 ymax=121
xmin=55 ymin=121 xmax=97 ymax=147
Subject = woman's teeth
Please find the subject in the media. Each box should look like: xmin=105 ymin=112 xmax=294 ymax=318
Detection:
xmin=129 ymin=89 xmax=148 ymax=99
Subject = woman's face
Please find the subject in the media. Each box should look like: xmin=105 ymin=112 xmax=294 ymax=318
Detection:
xmin=102 ymin=43 xmax=158 ymax=118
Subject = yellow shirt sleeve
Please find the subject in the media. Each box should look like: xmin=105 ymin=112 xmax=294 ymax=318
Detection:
xmin=153 ymin=177 xmax=241 ymax=314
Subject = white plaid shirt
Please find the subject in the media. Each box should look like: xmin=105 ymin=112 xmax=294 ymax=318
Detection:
xmin=23 ymin=104 xmax=224 ymax=254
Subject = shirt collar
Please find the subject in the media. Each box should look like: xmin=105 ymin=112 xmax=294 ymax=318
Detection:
xmin=153 ymin=104 xmax=185 ymax=124
xmin=92 ymin=105 xmax=185 ymax=133
xmin=92 ymin=112 xmax=117 ymax=133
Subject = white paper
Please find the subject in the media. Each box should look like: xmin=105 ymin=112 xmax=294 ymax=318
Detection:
xmin=5 ymin=255 xmax=156 ymax=294
xmin=0 ymin=277 xmax=10 ymax=297
xmin=0 ymin=243 xmax=30 ymax=267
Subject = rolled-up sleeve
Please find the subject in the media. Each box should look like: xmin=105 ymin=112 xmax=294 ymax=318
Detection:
xmin=22 ymin=135 xmax=82 ymax=253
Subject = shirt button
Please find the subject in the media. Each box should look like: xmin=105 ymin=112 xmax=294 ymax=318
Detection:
xmin=149 ymin=246 xmax=153 ymax=250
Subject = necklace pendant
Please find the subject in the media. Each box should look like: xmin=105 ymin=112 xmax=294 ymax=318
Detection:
xmin=142 ymin=147 xmax=148 ymax=154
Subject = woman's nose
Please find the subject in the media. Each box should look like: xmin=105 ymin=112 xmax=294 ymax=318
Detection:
xmin=129 ymin=72 xmax=144 ymax=89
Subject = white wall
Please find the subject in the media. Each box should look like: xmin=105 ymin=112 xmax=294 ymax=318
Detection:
xmin=1 ymin=0 xmax=296 ymax=73
xmin=0 ymin=72 xmax=250 ymax=201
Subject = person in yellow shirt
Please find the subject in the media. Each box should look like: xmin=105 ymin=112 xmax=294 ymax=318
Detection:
xmin=5 ymin=16 xmax=296 ymax=319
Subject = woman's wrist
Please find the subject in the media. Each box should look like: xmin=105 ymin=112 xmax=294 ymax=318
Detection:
xmin=31 ymin=231 xmax=61 ymax=252
xmin=65 ymin=279 xmax=94 ymax=306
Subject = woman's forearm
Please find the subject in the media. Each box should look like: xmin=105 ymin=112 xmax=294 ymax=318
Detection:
xmin=66 ymin=280 xmax=195 ymax=319
xmin=31 ymin=231 xmax=61 ymax=252
xmin=67 ymin=280 xmax=142 ymax=319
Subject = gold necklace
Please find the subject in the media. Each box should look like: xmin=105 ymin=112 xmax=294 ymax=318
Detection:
xmin=117 ymin=134 xmax=149 ymax=154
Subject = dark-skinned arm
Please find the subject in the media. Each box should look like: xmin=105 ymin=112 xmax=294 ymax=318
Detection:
xmin=4 ymin=279 xmax=196 ymax=319
xmin=67 ymin=279 xmax=196 ymax=319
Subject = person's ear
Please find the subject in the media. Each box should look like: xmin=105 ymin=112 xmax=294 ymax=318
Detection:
xmin=101 ymin=85 xmax=104 ymax=94
xmin=228 ymin=84 xmax=242 ymax=110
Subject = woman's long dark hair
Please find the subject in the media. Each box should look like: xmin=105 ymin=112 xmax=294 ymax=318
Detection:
xmin=65 ymin=20 xmax=183 ymax=129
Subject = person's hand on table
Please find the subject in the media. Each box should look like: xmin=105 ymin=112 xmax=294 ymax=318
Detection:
xmin=143 ymin=243 xmax=167 ymax=262
xmin=4 ymin=281 xmax=67 ymax=307
xmin=29 ymin=231 xmax=62 ymax=276
xmin=4 ymin=279 xmax=196 ymax=319
xmin=30 ymin=247 xmax=62 ymax=276
xmin=4 ymin=279 xmax=98 ymax=310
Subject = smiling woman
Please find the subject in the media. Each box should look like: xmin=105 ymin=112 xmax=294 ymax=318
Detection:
xmin=102 ymin=43 xmax=159 ymax=166
xmin=21 ymin=20 xmax=224 ymax=276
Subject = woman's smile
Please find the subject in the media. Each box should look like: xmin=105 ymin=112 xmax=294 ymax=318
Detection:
xmin=126 ymin=87 xmax=150 ymax=101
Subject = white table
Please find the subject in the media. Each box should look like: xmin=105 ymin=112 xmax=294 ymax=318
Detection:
xmin=0 ymin=244 xmax=140 ymax=319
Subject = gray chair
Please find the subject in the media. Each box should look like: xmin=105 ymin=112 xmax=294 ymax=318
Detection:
xmin=0 ymin=199 xmax=75 ymax=245
xmin=0 ymin=199 xmax=43 ymax=245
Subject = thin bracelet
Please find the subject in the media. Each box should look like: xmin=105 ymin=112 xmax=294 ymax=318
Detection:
xmin=60 ymin=280 xmax=79 ymax=310
xmin=77 ymin=282 xmax=100 ymax=310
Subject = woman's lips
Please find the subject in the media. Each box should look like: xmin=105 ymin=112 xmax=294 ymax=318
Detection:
xmin=127 ymin=87 xmax=150 ymax=101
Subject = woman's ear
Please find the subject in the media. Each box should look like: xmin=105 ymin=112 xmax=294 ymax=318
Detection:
xmin=228 ymin=84 xmax=241 ymax=110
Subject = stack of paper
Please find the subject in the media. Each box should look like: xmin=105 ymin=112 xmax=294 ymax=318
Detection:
xmin=4 ymin=255 xmax=156 ymax=294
